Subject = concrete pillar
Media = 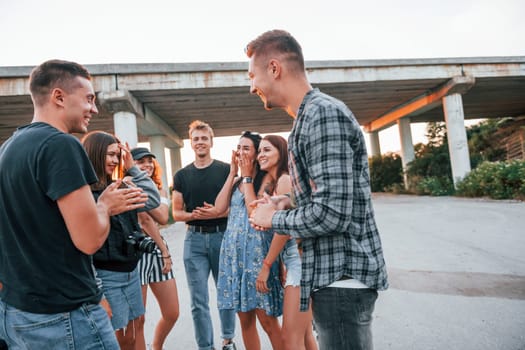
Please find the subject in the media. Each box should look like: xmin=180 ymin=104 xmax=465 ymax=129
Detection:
xmin=114 ymin=111 xmax=138 ymax=148
xmin=368 ymin=131 xmax=381 ymax=157
xmin=397 ymin=117 xmax=415 ymax=188
xmin=149 ymin=136 xmax=168 ymax=191
xmin=168 ymin=146 xmax=182 ymax=189
xmin=443 ymin=93 xmax=471 ymax=187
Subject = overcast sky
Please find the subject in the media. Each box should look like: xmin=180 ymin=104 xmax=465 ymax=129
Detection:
xmin=1 ymin=0 xmax=523 ymax=65
xmin=1 ymin=0 xmax=523 ymax=166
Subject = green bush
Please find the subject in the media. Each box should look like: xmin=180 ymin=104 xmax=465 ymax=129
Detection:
xmin=413 ymin=176 xmax=454 ymax=196
xmin=456 ymin=160 xmax=525 ymax=200
xmin=368 ymin=153 xmax=403 ymax=192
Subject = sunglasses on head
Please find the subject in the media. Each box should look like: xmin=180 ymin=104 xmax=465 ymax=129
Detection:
xmin=241 ymin=130 xmax=260 ymax=137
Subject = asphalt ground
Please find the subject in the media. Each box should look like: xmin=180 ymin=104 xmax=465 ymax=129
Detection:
xmin=143 ymin=194 xmax=525 ymax=350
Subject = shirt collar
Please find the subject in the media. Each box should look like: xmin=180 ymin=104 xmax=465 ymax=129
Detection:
xmin=296 ymin=88 xmax=319 ymax=118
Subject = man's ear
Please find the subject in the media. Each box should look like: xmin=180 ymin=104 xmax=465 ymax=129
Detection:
xmin=268 ymin=59 xmax=281 ymax=77
xmin=51 ymin=88 xmax=65 ymax=107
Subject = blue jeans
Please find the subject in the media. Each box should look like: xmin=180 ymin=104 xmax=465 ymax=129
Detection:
xmin=183 ymin=229 xmax=236 ymax=350
xmin=0 ymin=299 xmax=119 ymax=350
xmin=311 ymin=287 xmax=378 ymax=350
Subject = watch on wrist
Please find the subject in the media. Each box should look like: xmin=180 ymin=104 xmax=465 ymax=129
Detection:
xmin=242 ymin=176 xmax=253 ymax=184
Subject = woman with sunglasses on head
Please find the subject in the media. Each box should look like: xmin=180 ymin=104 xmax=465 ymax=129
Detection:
xmin=82 ymin=131 xmax=161 ymax=350
xmin=209 ymin=131 xmax=283 ymax=350
xmin=130 ymin=147 xmax=180 ymax=350
xmin=255 ymin=135 xmax=318 ymax=350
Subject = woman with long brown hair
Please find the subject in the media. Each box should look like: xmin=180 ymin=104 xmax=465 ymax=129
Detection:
xmin=82 ymin=131 xmax=160 ymax=350
xmin=255 ymin=135 xmax=317 ymax=350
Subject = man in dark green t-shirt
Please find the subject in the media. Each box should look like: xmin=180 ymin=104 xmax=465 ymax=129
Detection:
xmin=0 ymin=60 xmax=146 ymax=349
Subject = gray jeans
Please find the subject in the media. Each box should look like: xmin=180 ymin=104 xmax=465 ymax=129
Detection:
xmin=312 ymin=287 xmax=378 ymax=350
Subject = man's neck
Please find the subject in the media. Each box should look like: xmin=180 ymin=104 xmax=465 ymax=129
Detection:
xmin=194 ymin=156 xmax=213 ymax=169
xmin=32 ymin=108 xmax=69 ymax=134
xmin=285 ymin=79 xmax=313 ymax=118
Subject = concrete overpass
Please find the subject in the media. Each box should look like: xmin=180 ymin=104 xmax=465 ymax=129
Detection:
xmin=1 ymin=57 xmax=524 ymax=187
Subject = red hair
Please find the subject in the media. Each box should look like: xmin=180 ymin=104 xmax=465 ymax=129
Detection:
xmin=151 ymin=158 xmax=163 ymax=190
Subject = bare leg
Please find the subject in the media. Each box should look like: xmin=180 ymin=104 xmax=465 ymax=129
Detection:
xmin=116 ymin=317 xmax=143 ymax=350
xmin=255 ymin=308 xmax=283 ymax=350
xmin=135 ymin=285 xmax=148 ymax=350
xmin=238 ymin=311 xmax=261 ymax=350
xmin=149 ymin=279 xmax=180 ymax=350
xmin=281 ymin=287 xmax=317 ymax=350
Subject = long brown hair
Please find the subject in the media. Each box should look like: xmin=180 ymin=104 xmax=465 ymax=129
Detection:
xmin=81 ymin=131 xmax=119 ymax=191
xmin=262 ymin=135 xmax=289 ymax=181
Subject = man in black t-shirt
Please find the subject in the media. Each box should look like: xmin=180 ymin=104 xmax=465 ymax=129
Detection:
xmin=0 ymin=60 xmax=146 ymax=349
xmin=172 ymin=120 xmax=237 ymax=350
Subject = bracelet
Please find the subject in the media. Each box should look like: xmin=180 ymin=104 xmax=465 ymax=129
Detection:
xmin=262 ymin=259 xmax=272 ymax=268
xmin=162 ymin=255 xmax=171 ymax=259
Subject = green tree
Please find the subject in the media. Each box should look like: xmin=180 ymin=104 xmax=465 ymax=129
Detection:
xmin=369 ymin=153 xmax=403 ymax=192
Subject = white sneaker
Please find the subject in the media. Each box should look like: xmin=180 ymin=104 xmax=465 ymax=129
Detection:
xmin=222 ymin=341 xmax=237 ymax=350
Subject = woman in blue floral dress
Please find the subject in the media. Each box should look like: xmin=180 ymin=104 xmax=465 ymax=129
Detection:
xmin=214 ymin=131 xmax=283 ymax=350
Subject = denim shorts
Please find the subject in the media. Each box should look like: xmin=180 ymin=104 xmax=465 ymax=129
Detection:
xmin=281 ymin=239 xmax=302 ymax=287
xmin=96 ymin=268 xmax=145 ymax=330
xmin=0 ymin=298 xmax=119 ymax=349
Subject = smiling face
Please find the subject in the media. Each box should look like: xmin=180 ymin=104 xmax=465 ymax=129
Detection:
xmin=249 ymin=55 xmax=278 ymax=111
xmin=257 ymin=139 xmax=279 ymax=172
xmin=105 ymin=142 xmax=120 ymax=176
xmin=190 ymin=129 xmax=213 ymax=159
xmin=62 ymin=76 xmax=98 ymax=134
xmin=135 ymin=156 xmax=155 ymax=177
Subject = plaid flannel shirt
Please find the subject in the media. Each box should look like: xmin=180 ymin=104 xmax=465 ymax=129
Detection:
xmin=272 ymin=88 xmax=389 ymax=310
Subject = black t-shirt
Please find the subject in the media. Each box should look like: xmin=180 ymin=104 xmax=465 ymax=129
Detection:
xmin=0 ymin=122 xmax=100 ymax=313
xmin=173 ymin=160 xmax=229 ymax=227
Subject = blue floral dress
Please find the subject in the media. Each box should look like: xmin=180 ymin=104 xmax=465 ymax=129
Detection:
xmin=217 ymin=187 xmax=283 ymax=316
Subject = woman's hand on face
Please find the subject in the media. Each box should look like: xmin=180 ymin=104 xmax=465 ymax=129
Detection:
xmin=119 ymin=142 xmax=134 ymax=171
xmin=238 ymin=152 xmax=254 ymax=177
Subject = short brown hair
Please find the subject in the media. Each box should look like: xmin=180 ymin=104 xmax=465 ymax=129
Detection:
xmin=188 ymin=120 xmax=214 ymax=139
xmin=245 ymin=30 xmax=305 ymax=72
xmin=29 ymin=59 xmax=91 ymax=106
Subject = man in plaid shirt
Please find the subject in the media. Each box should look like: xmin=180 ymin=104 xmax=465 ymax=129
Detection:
xmin=247 ymin=30 xmax=388 ymax=350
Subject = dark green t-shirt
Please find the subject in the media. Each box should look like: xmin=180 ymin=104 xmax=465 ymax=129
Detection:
xmin=0 ymin=122 xmax=100 ymax=313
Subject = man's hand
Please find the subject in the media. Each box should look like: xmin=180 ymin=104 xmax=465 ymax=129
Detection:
xmin=249 ymin=193 xmax=277 ymax=230
xmin=192 ymin=201 xmax=221 ymax=219
xmin=98 ymin=181 xmax=148 ymax=216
